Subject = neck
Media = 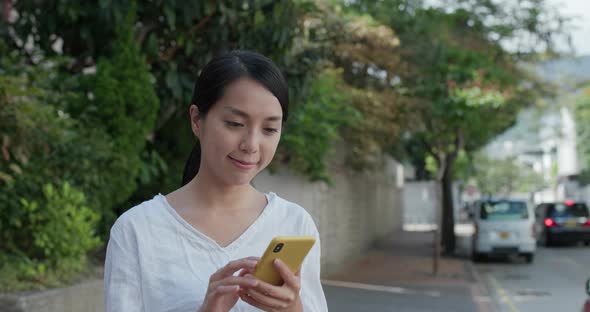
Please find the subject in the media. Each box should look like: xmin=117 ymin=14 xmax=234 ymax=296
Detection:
xmin=187 ymin=168 xmax=257 ymax=213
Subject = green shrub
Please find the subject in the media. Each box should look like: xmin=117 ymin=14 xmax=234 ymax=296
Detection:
xmin=74 ymin=5 xmax=161 ymax=222
xmin=0 ymin=183 xmax=101 ymax=292
xmin=0 ymin=6 xmax=158 ymax=290
xmin=21 ymin=183 xmax=101 ymax=266
xmin=276 ymin=68 xmax=360 ymax=182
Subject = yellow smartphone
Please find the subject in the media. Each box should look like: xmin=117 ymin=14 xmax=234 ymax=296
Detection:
xmin=253 ymin=236 xmax=316 ymax=286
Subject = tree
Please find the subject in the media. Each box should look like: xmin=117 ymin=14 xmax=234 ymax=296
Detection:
xmin=0 ymin=41 xmax=108 ymax=290
xmin=574 ymin=86 xmax=590 ymax=185
xmin=79 ymin=5 xmax=160 ymax=231
xmin=346 ymin=0 xmax=571 ymax=253
xmin=470 ymin=154 xmax=546 ymax=196
xmin=301 ymin=4 xmax=407 ymax=169
xmin=1 ymin=0 xmax=329 ymax=209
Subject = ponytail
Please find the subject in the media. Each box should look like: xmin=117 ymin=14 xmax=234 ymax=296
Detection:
xmin=181 ymin=143 xmax=201 ymax=186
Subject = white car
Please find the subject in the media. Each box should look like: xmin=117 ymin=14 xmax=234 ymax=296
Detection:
xmin=471 ymin=199 xmax=536 ymax=263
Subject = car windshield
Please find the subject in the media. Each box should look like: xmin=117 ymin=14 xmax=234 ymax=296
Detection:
xmin=548 ymin=203 xmax=589 ymax=218
xmin=480 ymin=201 xmax=528 ymax=220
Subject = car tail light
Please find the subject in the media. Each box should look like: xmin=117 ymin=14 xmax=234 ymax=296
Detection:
xmin=584 ymin=219 xmax=590 ymax=227
xmin=531 ymin=223 xmax=537 ymax=238
xmin=544 ymin=218 xmax=556 ymax=227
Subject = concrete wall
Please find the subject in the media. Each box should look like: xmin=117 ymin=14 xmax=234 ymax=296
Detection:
xmin=403 ymin=181 xmax=461 ymax=229
xmin=403 ymin=181 xmax=438 ymax=226
xmin=254 ymin=156 xmax=404 ymax=275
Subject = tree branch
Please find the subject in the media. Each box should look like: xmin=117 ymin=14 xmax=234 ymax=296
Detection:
xmin=450 ymin=128 xmax=464 ymax=159
xmin=419 ymin=136 xmax=439 ymax=164
xmin=159 ymin=14 xmax=213 ymax=62
xmin=137 ymin=22 xmax=157 ymax=45
xmin=2 ymin=0 xmax=12 ymax=23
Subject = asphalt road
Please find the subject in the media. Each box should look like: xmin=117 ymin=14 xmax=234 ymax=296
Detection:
xmin=323 ymin=227 xmax=481 ymax=312
xmin=473 ymin=244 xmax=590 ymax=312
xmin=323 ymin=226 xmax=590 ymax=311
xmin=324 ymin=283 xmax=478 ymax=312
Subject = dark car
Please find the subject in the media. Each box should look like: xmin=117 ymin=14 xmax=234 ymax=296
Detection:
xmin=534 ymin=201 xmax=590 ymax=246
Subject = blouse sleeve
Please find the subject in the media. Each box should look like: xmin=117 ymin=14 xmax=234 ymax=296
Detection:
xmin=300 ymin=217 xmax=329 ymax=312
xmin=104 ymin=219 xmax=144 ymax=312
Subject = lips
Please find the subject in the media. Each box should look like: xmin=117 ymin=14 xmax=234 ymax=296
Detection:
xmin=228 ymin=156 xmax=258 ymax=169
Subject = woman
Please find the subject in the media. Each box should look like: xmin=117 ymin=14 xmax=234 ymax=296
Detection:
xmin=104 ymin=50 xmax=328 ymax=312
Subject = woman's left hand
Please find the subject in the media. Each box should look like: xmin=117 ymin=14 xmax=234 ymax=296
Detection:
xmin=238 ymin=259 xmax=303 ymax=312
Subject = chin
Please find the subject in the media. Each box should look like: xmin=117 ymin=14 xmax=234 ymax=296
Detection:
xmin=223 ymin=172 xmax=257 ymax=186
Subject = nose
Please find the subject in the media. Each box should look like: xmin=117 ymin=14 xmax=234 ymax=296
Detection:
xmin=239 ymin=129 xmax=259 ymax=154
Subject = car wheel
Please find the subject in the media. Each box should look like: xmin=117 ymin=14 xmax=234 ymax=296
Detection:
xmin=524 ymin=253 xmax=534 ymax=263
xmin=545 ymin=231 xmax=553 ymax=247
xmin=584 ymin=241 xmax=590 ymax=246
xmin=472 ymin=252 xmax=484 ymax=262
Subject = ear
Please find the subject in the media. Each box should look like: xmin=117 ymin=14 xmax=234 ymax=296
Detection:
xmin=189 ymin=104 xmax=202 ymax=139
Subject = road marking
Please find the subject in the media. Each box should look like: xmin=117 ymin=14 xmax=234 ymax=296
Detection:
xmin=512 ymin=288 xmax=551 ymax=302
xmin=487 ymin=275 xmax=520 ymax=312
xmin=467 ymin=261 xmax=496 ymax=312
xmin=321 ymin=279 xmax=441 ymax=297
xmin=560 ymin=255 xmax=585 ymax=270
xmin=472 ymin=295 xmax=493 ymax=302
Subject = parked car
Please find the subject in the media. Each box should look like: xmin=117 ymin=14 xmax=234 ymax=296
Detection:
xmin=534 ymin=201 xmax=590 ymax=246
xmin=471 ymin=198 xmax=536 ymax=263
xmin=584 ymin=278 xmax=590 ymax=312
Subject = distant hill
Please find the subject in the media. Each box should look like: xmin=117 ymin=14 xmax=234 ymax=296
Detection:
xmin=535 ymin=55 xmax=590 ymax=87
xmin=484 ymin=55 xmax=590 ymax=158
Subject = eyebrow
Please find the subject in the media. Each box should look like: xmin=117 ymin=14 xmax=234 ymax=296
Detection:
xmin=223 ymin=106 xmax=282 ymax=122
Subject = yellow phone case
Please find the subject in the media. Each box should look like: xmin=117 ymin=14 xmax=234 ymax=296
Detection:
xmin=253 ymin=236 xmax=316 ymax=286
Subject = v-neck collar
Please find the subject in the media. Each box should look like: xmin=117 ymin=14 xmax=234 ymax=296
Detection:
xmin=158 ymin=192 xmax=274 ymax=254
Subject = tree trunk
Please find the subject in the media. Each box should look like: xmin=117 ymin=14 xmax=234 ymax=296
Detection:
xmin=2 ymin=0 xmax=12 ymax=23
xmin=441 ymin=159 xmax=456 ymax=254
xmin=414 ymin=157 xmax=430 ymax=180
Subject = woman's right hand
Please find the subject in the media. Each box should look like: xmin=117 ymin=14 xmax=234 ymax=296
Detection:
xmin=199 ymin=257 xmax=260 ymax=312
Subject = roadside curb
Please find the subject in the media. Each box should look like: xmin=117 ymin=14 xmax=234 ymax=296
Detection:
xmin=465 ymin=260 xmax=495 ymax=312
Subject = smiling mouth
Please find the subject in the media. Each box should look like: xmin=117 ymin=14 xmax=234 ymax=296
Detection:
xmin=228 ymin=156 xmax=258 ymax=169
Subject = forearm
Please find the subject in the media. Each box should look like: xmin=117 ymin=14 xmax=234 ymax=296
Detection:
xmin=292 ymin=297 xmax=304 ymax=312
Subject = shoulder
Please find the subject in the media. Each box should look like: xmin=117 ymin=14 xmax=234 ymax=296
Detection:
xmin=110 ymin=194 xmax=167 ymax=237
xmin=266 ymin=192 xmax=319 ymax=235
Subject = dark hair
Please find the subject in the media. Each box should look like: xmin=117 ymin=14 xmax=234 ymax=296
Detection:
xmin=181 ymin=50 xmax=289 ymax=186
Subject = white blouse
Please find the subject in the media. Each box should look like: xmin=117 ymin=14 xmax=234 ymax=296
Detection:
xmin=104 ymin=192 xmax=328 ymax=312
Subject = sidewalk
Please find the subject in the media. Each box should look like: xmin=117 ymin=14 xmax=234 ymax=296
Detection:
xmin=323 ymin=228 xmax=494 ymax=312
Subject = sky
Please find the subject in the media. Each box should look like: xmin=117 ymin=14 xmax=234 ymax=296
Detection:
xmin=551 ymin=0 xmax=590 ymax=56
xmin=423 ymin=0 xmax=590 ymax=56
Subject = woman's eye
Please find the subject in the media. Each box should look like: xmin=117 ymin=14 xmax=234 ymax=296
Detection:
xmin=225 ymin=121 xmax=244 ymax=127
xmin=264 ymin=128 xmax=279 ymax=134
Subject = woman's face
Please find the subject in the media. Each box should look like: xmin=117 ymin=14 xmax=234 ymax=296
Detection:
xmin=190 ymin=78 xmax=283 ymax=186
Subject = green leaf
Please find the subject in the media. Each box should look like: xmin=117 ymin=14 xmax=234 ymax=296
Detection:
xmin=8 ymin=163 xmax=22 ymax=175
xmin=146 ymin=34 xmax=159 ymax=56
xmin=254 ymin=10 xmax=265 ymax=25
xmin=164 ymin=6 xmax=176 ymax=31
xmin=165 ymin=70 xmax=182 ymax=99
xmin=0 ymin=171 xmax=14 ymax=183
